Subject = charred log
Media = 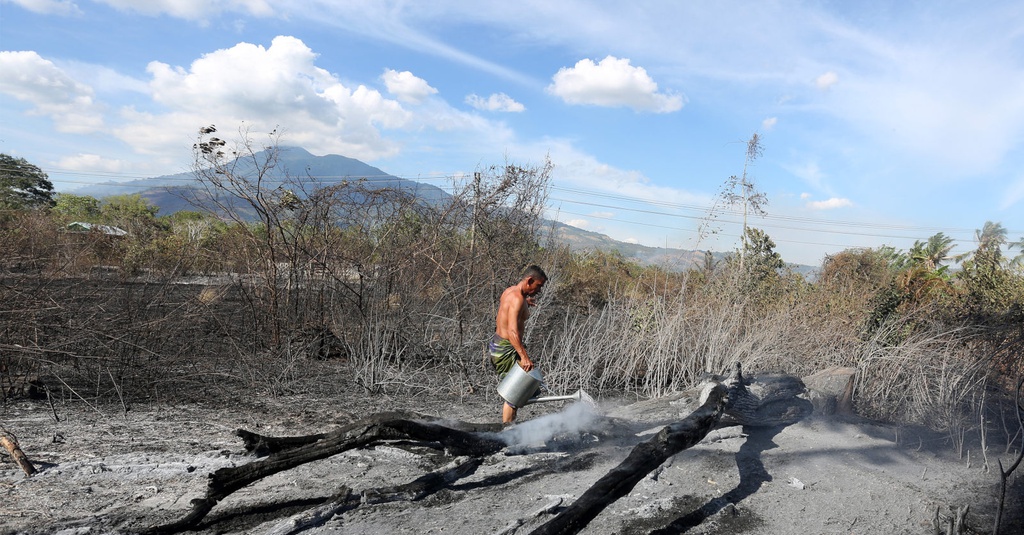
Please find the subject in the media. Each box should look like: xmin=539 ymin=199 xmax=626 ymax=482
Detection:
xmin=530 ymin=380 xmax=734 ymax=535
xmin=147 ymin=415 xmax=504 ymax=534
xmin=149 ymin=363 xmax=811 ymax=535
xmin=261 ymin=458 xmax=485 ymax=535
xmin=530 ymin=362 xmax=801 ymax=535
xmin=237 ymin=411 xmax=502 ymax=455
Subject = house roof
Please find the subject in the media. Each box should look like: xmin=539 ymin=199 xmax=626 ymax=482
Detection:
xmin=67 ymin=222 xmax=128 ymax=236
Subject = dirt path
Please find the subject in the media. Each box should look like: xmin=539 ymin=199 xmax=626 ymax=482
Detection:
xmin=1 ymin=391 xmax=1019 ymax=534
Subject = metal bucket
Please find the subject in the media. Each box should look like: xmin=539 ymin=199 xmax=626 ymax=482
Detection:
xmin=497 ymin=363 xmax=543 ymax=407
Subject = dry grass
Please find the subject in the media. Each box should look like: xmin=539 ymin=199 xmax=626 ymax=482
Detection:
xmin=532 ymin=274 xmax=1005 ymax=448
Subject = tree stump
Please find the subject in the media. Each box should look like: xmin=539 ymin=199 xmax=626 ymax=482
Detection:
xmin=802 ymin=366 xmax=857 ymax=415
xmin=702 ymin=371 xmax=813 ymax=426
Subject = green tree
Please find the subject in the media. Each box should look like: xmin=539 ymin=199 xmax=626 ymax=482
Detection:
xmin=908 ymin=232 xmax=955 ymax=270
xmin=955 ymin=221 xmax=1022 ymax=323
xmin=742 ymin=227 xmax=785 ymax=275
xmin=99 ymin=194 xmax=162 ymax=239
xmin=956 ymin=221 xmax=1007 ymax=266
xmin=976 ymin=221 xmax=1007 ymax=255
xmin=728 ymin=226 xmax=789 ymax=308
xmin=876 ymin=245 xmax=912 ymax=271
xmin=0 ymin=153 xmax=55 ymax=209
xmin=1008 ymin=235 xmax=1024 ymax=268
xmin=53 ymin=193 xmax=101 ymax=221
xmin=100 ymin=194 xmax=159 ymax=222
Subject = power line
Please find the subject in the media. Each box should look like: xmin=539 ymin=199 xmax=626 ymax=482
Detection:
xmin=550 ymin=208 xmax=969 ymax=251
xmin=548 ymin=196 xmax=975 ymax=242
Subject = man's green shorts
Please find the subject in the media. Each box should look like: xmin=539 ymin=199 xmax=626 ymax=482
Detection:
xmin=488 ymin=334 xmax=518 ymax=377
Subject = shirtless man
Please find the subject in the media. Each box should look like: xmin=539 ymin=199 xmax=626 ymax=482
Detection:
xmin=489 ymin=265 xmax=547 ymax=424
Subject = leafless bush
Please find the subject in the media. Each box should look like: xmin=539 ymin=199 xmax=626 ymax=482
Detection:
xmin=853 ymin=321 xmax=990 ymax=448
xmin=536 ymin=274 xmax=801 ymax=398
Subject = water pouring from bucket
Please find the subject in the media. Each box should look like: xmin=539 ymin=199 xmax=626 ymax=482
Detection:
xmin=497 ymin=362 xmax=595 ymax=409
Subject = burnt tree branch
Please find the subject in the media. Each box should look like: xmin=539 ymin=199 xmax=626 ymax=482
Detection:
xmin=147 ymin=415 xmax=504 ymax=534
xmin=993 ymin=376 xmax=1024 ymax=535
xmin=148 ymin=362 xmax=809 ymax=535
xmin=530 ymin=362 xmax=765 ymax=535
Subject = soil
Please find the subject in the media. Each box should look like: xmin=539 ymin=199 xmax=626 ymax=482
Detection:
xmin=1 ymin=386 xmax=1021 ymax=535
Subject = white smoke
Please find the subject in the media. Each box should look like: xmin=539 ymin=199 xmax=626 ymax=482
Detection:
xmin=500 ymin=400 xmax=600 ymax=449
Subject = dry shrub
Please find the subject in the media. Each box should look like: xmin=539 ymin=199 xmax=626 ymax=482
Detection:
xmin=853 ymin=318 xmax=990 ymax=450
xmin=536 ymin=271 xmax=807 ymax=398
xmin=532 ymin=257 xmax=1002 ymax=444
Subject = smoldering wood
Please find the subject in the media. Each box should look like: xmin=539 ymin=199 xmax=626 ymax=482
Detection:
xmin=262 ymin=487 xmax=354 ymax=535
xmin=262 ymin=458 xmax=484 ymax=535
xmin=703 ymin=371 xmax=812 ymax=428
xmin=147 ymin=414 xmax=505 ymax=534
xmin=528 ymin=365 xmax=740 ymax=535
xmin=531 ymin=363 xmax=813 ymax=535
xmin=236 ymin=410 xmax=502 ymax=456
xmin=361 ymin=457 xmax=484 ymax=504
xmin=149 ymin=362 xmax=812 ymax=535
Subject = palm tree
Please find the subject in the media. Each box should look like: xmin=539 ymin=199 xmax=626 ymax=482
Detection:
xmin=956 ymin=221 xmax=1007 ymax=265
xmin=908 ymin=232 xmax=956 ymax=270
xmin=977 ymin=221 xmax=1007 ymax=253
xmin=1009 ymin=235 xmax=1024 ymax=268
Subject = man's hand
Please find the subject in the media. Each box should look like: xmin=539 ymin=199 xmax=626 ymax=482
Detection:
xmin=520 ymin=358 xmax=534 ymax=371
xmin=526 ymin=296 xmax=537 ymax=307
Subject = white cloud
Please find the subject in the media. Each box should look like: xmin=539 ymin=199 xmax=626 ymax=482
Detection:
xmin=1000 ymin=177 xmax=1024 ymax=211
xmin=382 ymin=69 xmax=437 ymax=104
xmin=786 ymin=160 xmax=826 ymax=191
xmin=547 ymin=56 xmax=684 ymax=113
xmin=815 ymin=71 xmax=839 ymax=90
xmin=465 ymin=92 xmax=525 ymax=112
xmin=62 ymin=61 xmax=149 ymax=95
xmin=589 ymin=211 xmax=615 ymax=219
xmin=55 ymin=153 xmax=124 ymax=173
xmin=5 ymin=0 xmax=81 ymax=15
xmin=127 ymin=36 xmax=411 ymax=159
xmin=566 ymin=218 xmax=590 ymax=229
xmin=806 ymin=197 xmax=852 ymax=210
xmin=548 ymin=142 xmax=707 ymax=207
xmin=96 ymin=0 xmax=273 ymax=21
xmin=761 ymin=117 xmax=778 ymax=130
xmin=0 ymin=50 xmax=104 ymax=133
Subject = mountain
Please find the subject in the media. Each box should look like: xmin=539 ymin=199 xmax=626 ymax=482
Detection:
xmin=544 ymin=220 xmax=724 ymax=268
xmin=69 ymin=148 xmax=812 ymax=273
xmin=72 ymin=147 xmax=451 ymax=214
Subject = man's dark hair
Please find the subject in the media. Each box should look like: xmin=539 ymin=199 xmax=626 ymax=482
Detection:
xmin=523 ymin=265 xmax=547 ymax=281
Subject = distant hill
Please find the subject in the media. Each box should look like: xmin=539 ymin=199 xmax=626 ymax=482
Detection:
xmin=72 ymin=147 xmax=450 ymax=216
xmin=69 ymin=147 xmax=813 ymax=273
xmin=543 ymin=219 xmax=724 ymax=269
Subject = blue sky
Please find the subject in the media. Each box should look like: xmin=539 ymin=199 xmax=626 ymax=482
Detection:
xmin=2 ymin=0 xmax=1023 ymax=266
